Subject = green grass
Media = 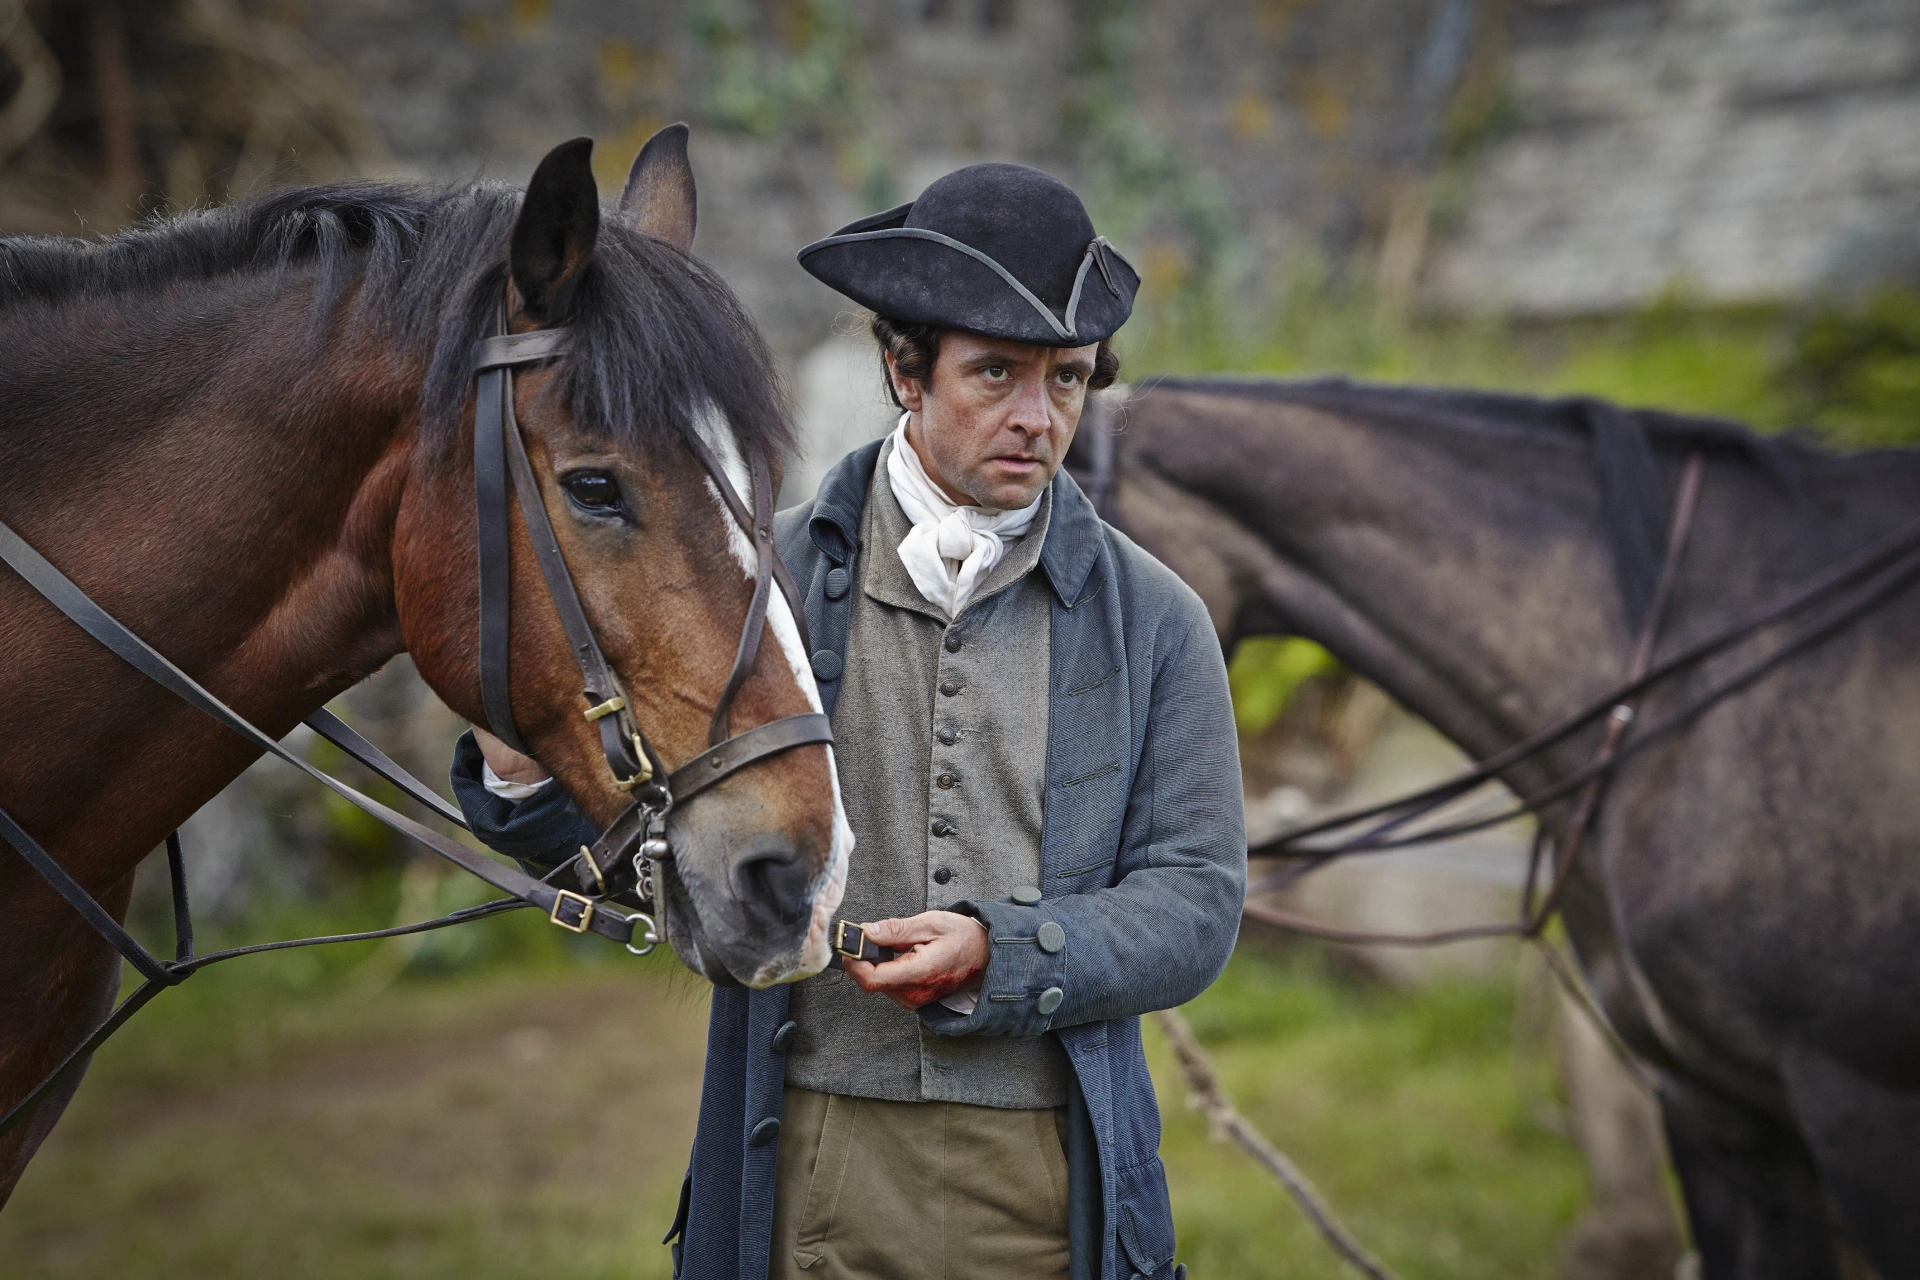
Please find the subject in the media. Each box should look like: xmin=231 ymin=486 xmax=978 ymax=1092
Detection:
xmin=1153 ymin=945 xmax=1585 ymax=1280
xmin=3 ymin=911 xmax=1584 ymax=1279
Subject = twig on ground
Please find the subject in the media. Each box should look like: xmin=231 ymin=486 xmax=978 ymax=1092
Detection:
xmin=1151 ymin=1007 xmax=1404 ymax=1280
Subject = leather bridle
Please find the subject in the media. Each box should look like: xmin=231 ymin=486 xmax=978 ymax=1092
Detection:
xmin=0 ymin=309 xmax=833 ymax=1136
xmin=469 ymin=318 xmax=832 ymax=917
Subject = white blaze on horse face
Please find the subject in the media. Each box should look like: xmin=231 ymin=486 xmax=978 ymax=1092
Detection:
xmin=694 ymin=405 xmax=852 ymax=985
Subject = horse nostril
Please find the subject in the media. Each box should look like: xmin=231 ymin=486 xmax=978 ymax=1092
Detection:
xmin=729 ymin=839 xmax=815 ymax=928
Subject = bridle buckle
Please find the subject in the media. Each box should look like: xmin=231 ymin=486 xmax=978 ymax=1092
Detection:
xmin=548 ymin=888 xmax=596 ymax=934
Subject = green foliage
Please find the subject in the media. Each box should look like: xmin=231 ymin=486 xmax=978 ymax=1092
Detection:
xmin=1228 ymin=635 xmax=1336 ymax=735
xmin=1121 ymin=277 xmax=1920 ymax=451
xmin=1782 ymin=289 xmax=1920 ymax=447
xmin=692 ymin=0 xmax=867 ymax=141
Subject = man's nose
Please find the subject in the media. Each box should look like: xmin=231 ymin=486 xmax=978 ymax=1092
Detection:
xmin=1007 ymin=378 xmax=1051 ymax=434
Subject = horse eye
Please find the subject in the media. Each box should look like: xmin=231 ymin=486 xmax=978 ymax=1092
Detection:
xmin=563 ymin=472 xmax=623 ymax=513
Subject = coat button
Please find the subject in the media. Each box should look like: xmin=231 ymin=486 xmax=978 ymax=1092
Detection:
xmin=824 ymin=566 xmax=850 ymax=599
xmin=770 ymin=1021 xmax=798 ymax=1053
xmin=1037 ymin=987 xmax=1064 ymax=1015
xmin=936 ymin=726 xmax=958 ymax=745
xmin=1011 ymin=885 xmax=1042 ymax=905
xmin=811 ymin=650 xmax=843 ymax=681
xmin=944 ymin=633 xmax=963 ymax=653
xmin=749 ymin=1117 xmax=781 ymax=1146
xmin=936 ymin=773 xmax=957 ymax=789
xmin=938 ymin=680 xmax=961 ymax=697
xmin=931 ymin=818 xmax=953 ymax=837
xmin=1037 ymin=921 xmax=1066 ymax=953
xmin=933 ymin=867 xmax=952 ymax=885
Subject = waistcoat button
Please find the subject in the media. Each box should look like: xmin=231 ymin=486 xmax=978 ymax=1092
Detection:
xmin=933 ymin=867 xmax=952 ymax=885
xmin=936 ymin=726 xmax=958 ymax=745
xmin=770 ymin=1020 xmax=798 ymax=1053
xmin=944 ymin=633 xmax=963 ymax=653
xmin=824 ymin=566 xmax=850 ymax=599
xmin=1037 ymin=921 xmax=1066 ymax=953
xmin=939 ymin=680 xmax=961 ymax=697
xmin=936 ymin=773 xmax=957 ymax=789
xmin=931 ymin=818 xmax=953 ymax=837
xmin=1037 ymin=987 xmax=1064 ymax=1015
xmin=749 ymin=1117 xmax=781 ymax=1146
xmin=811 ymin=650 xmax=843 ymax=681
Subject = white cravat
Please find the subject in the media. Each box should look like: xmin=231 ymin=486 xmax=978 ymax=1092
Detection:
xmin=886 ymin=418 xmax=1042 ymax=619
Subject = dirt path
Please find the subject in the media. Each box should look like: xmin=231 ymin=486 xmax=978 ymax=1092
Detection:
xmin=0 ymin=970 xmax=712 ymax=1280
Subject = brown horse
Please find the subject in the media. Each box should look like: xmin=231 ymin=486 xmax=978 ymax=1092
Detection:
xmin=0 ymin=132 xmax=851 ymax=1202
xmin=1082 ymin=378 xmax=1920 ymax=1279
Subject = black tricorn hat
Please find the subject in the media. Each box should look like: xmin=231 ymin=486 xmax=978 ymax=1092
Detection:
xmin=797 ymin=162 xmax=1140 ymax=347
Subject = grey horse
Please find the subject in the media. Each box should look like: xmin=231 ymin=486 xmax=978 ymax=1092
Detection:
xmin=1076 ymin=378 xmax=1919 ymax=1280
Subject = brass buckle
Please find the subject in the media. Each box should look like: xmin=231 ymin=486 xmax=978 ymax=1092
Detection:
xmin=833 ymin=920 xmax=866 ymax=960
xmin=583 ymin=695 xmax=627 ymax=722
xmin=613 ymin=733 xmax=654 ymax=791
xmin=577 ymin=845 xmax=607 ymax=895
xmin=549 ymin=889 xmax=596 ymax=934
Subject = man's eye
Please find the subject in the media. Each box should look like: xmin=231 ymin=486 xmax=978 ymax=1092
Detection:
xmin=983 ymin=366 xmax=1008 ymax=381
xmin=563 ymin=472 xmax=624 ymax=513
xmin=1056 ymin=370 xmax=1081 ymax=386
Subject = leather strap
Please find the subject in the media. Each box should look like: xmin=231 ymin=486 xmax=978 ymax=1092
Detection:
xmin=304 ymin=707 xmax=469 ymax=830
xmin=825 ymin=918 xmax=895 ymax=969
xmin=0 ymin=517 xmax=643 ymax=948
xmin=474 ymin=359 xmax=525 ymax=754
xmin=686 ymin=431 xmax=813 ymax=657
xmin=580 ymin=712 xmax=836 ymax=891
xmin=496 ymin=380 xmax=654 ymax=788
xmin=474 ymin=329 xmax=569 ymax=370
xmin=668 ymin=712 xmax=835 ymax=806
xmin=706 ymin=448 xmax=776 ymax=745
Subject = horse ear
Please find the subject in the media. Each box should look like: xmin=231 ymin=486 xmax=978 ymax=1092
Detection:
xmin=619 ymin=123 xmax=696 ymax=251
xmin=510 ymin=137 xmax=600 ymax=325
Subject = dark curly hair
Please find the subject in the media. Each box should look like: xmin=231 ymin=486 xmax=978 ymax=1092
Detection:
xmin=870 ymin=314 xmax=1120 ymax=409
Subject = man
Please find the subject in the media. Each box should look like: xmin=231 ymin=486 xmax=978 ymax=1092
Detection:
xmin=452 ymin=162 xmax=1245 ymax=1280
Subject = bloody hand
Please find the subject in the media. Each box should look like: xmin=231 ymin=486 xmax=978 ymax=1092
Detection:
xmin=843 ymin=910 xmax=990 ymax=1011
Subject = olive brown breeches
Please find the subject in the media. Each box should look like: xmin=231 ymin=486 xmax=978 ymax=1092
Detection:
xmin=770 ymin=1086 xmax=1071 ymax=1279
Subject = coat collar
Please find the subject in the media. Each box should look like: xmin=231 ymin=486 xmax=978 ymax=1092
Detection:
xmin=809 ymin=436 xmax=1104 ymax=609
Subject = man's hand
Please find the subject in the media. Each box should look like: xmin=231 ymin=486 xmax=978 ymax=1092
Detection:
xmin=474 ymin=727 xmax=549 ymax=786
xmin=844 ymin=910 xmax=989 ymax=1011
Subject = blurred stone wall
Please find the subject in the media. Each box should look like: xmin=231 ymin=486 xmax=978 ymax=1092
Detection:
xmin=1429 ymin=0 xmax=1920 ymax=311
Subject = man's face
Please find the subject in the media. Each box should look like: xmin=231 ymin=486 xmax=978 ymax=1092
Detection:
xmin=891 ymin=331 xmax=1098 ymax=510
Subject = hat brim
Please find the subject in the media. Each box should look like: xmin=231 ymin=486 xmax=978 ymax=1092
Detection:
xmin=799 ymin=228 xmax=1139 ymax=347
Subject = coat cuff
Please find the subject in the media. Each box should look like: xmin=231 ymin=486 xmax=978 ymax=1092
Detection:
xmin=918 ymin=896 xmax=1069 ymax=1038
xmin=449 ymin=730 xmax=598 ymax=869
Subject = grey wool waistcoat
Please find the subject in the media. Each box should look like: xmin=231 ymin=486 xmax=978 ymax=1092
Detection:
xmin=784 ymin=439 xmax=1072 ymax=1108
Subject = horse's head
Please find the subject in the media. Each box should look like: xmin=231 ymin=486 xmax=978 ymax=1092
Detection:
xmin=397 ymin=132 xmax=850 ymax=988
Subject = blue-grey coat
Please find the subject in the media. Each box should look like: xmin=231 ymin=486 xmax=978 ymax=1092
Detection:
xmin=451 ymin=439 xmax=1246 ymax=1280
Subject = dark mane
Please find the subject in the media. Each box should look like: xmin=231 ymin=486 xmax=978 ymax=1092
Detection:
xmin=1142 ymin=374 xmax=1860 ymax=629
xmin=1144 ymin=373 xmax=1830 ymax=471
xmin=0 ymin=181 xmax=792 ymax=461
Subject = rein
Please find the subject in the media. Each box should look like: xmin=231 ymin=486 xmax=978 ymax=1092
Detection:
xmin=1246 ymin=453 xmax=1920 ymax=947
xmin=0 ymin=314 xmax=831 ymax=1137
